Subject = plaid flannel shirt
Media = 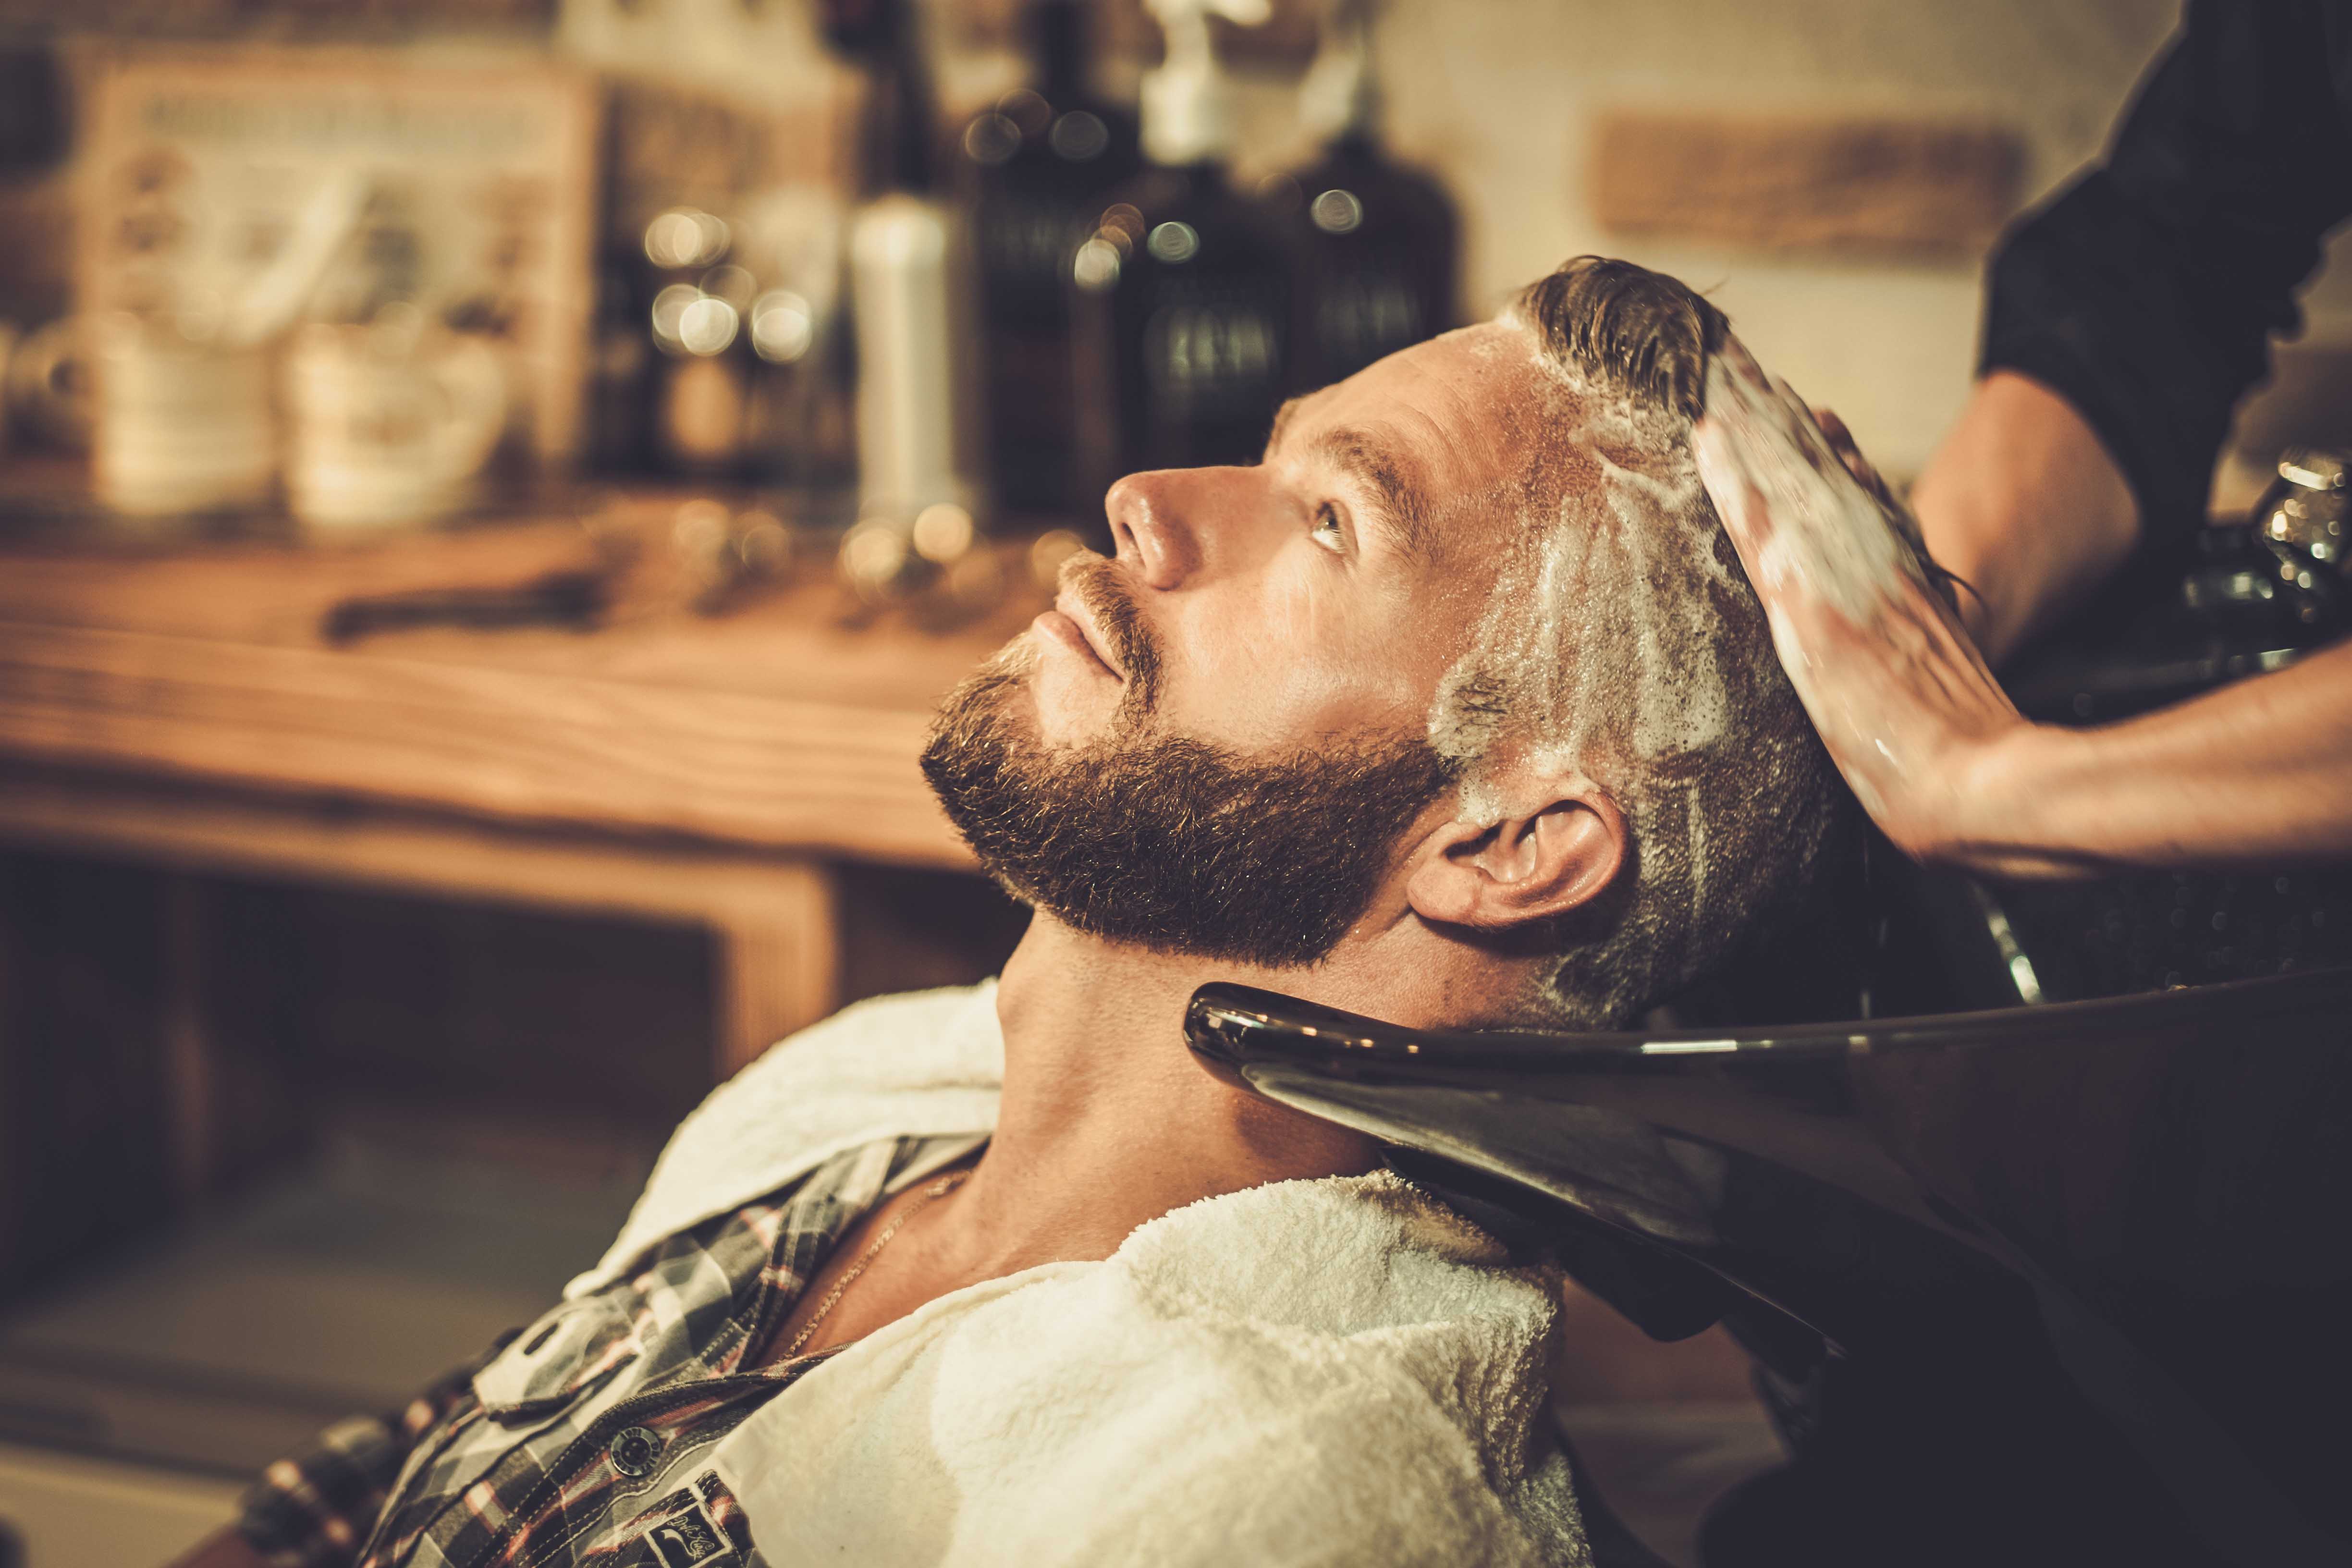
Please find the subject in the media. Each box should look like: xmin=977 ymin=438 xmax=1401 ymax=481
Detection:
xmin=235 ymin=1137 xmax=961 ymax=1568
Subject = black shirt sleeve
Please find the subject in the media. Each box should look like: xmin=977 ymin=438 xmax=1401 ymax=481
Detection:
xmin=1982 ymin=0 xmax=2352 ymax=566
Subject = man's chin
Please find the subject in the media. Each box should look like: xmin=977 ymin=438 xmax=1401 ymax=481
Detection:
xmin=920 ymin=673 xmax=1456 ymax=971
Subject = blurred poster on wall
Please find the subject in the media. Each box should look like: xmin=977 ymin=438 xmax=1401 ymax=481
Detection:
xmin=76 ymin=45 xmax=599 ymax=468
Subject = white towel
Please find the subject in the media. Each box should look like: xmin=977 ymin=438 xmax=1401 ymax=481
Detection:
xmin=581 ymin=985 xmax=1591 ymax=1565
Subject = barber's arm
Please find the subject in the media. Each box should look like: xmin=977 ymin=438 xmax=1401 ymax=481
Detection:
xmin=1960 ymin=645 xmax=2352 ymax=874
xmin=1907 ymin=372 xmax=2137 ymax=665
xmin=1925 ymin=0 xmax=2352 ymax=662
xmin=1694 ymin=340 xmax=2352 ymax=880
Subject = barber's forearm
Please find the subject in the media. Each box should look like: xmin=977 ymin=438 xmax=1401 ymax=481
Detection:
xmin=1909 ymin=370 xmax=2143 ymax=666
xmin=1949 ymin=641 xmax=2352 ymax=877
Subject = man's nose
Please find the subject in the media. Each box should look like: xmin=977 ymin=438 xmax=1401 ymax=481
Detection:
xmin=1104 ymin=467 xmax=1270 ymax=590
xmin=1102 ymin=469 xmax=1215 ymax=590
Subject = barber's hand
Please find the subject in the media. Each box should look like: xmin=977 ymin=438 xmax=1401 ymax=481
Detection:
xmin=1691 ymin=337 xmax=2032 ymax=869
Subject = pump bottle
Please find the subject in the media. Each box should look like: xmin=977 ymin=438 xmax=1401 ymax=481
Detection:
xmin=1069 ymin=0 xmax=1294 ymax=523
xmin=1278 ymin=0 xmax=1457 ymax=388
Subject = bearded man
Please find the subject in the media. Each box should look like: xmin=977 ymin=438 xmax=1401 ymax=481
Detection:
xmin=186 ymin=257 xmax=1848 ymax=1568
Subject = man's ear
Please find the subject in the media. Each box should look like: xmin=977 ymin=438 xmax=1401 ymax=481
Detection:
xmin=1404 ymin=774 xmax=1627 ymax=933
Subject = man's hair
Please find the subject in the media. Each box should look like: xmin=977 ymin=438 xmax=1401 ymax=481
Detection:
xmin=1433 ymin=257 xmax=1851 ymax=1027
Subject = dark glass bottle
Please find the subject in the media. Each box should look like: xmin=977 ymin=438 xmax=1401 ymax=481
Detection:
xmin=1277 ymin=5 xmax=1457 ymax=388
xmin=1075 ymin=165 xmax=1302 ymax=528
xmin=585 ymin=244 xmax=654 ymax=477
xmin=740 ymin=272 xmax=858 ymax=519
xmin=1067 ymin=0 xmax=1299 ymax=533
xmin=1276 ymin=133 xmax=1457 ymax=388
xmin=640 ymin=206 xmax=757 ymax=480
xmin=1070 ymin=162 xmax=1293 ymax=518
xmin=958 ymin=0 xmax=1141 ymax=517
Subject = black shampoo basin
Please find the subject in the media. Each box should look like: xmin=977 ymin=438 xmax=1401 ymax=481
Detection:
xmin=1185 ymin=968 xmax=2352 ymax=1567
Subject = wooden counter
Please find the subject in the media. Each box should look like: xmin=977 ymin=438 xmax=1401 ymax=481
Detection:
xmin=0 ymin=489 xmax=1032 ymax=1186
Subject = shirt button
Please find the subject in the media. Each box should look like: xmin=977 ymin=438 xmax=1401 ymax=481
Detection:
xmin=609 ymin=1425 xmax=662 ymax=1478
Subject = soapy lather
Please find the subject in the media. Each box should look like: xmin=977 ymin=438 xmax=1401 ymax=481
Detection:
xmin=1691 ymin=331 xmax=2024 ymax=838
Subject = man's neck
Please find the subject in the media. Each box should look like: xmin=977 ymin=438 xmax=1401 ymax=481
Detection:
xmin=946 ymin=916 xmax=1387 ymax=1275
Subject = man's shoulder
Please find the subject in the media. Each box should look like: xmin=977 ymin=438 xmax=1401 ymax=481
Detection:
xmin=1097 ymin=1172 xmax=1566 ymax=1444
xmin=982 ymin=1174 xmax=1567 ymax=1481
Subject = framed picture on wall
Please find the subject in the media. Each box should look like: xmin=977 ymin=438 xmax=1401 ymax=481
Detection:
xmin=77 ymin=44 xmax=600 ymax=469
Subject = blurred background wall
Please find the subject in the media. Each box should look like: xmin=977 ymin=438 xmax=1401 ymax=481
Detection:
xmin=553 ymin=0 xmax=2333 ymax=489
xmin=1363 ymin=0 xmax=2180 ymax=476
xmin=558 ymin=0 xmax=2194 ymax=476
xmin=10 ymin=0 xmax=2340 ymax=485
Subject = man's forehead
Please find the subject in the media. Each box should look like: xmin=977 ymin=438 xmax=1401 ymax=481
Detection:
xmin=1267 ymin=322 xmax=1570 ymax=549
xmin=1294 ymin=326 xmax=1560 ymax=460
xmin=1272 ymin=323 xmax=1539 ymax=440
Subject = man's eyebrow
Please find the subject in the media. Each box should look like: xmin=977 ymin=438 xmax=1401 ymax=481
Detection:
xmin=1307 ymin=424 xmax=1433 ymax=563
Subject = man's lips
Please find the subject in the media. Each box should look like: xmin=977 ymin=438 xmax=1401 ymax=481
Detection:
xmin=1034 ymin=599 xmax=1122 ymax=679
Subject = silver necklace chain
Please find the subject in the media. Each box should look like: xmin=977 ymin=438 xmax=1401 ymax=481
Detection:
xmin=779 ymin=1168 xmax=972 ymax=1362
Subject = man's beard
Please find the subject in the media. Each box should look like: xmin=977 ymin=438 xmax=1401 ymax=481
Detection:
xmin=919 ymin=564 xmax=1457 ymax=968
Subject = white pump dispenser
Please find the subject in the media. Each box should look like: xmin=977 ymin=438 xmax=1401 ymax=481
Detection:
xmin=1298 ymin=0 xmax=1379 ymax=148
xmin=1140 ymin=0 xmax=1269 ymax=167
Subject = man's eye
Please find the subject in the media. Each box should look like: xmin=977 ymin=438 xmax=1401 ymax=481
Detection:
xmin=1311 ymin=502 xmax=1348 ymax=553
